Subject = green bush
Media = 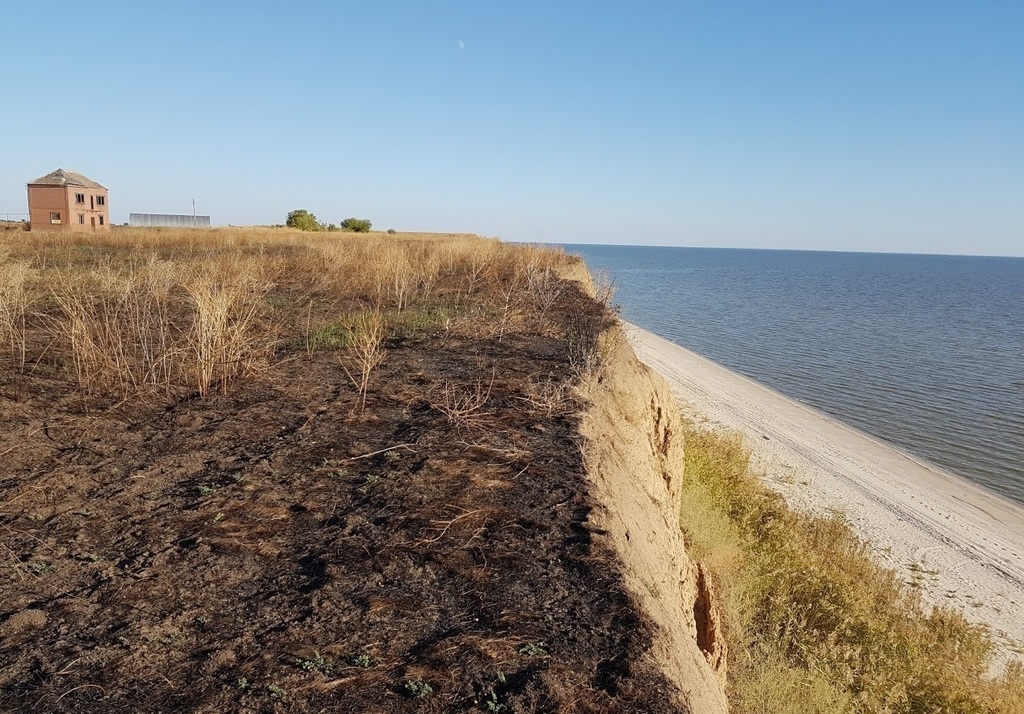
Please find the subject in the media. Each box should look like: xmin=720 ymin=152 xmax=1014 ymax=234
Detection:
xmin=341 ymin=217 xmax=372 ymax=233
xmin=286 ymin=210 xmax=321 ymax=232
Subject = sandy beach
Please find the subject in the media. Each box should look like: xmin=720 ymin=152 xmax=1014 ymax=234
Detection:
xmin=624 ymin=322 xmax=1024 ymax=666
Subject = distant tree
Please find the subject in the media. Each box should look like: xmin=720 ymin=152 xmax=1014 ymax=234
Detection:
xmin=286 ymin=209 xmax=321 ymax=231
xmin=341 ymin=217 xmax=372 ymax=233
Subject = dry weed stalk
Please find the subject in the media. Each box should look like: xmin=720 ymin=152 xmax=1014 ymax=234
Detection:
xmin=339 ymin=308 xmax=387 ymax=412
xmin=489 ymin=270 xmax=524 ymax=341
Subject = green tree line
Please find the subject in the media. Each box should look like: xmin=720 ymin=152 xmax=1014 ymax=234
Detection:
xmin=286 ymin=210 xmax=372 ymax=233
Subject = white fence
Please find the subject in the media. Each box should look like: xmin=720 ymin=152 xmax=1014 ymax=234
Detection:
xmin=129 ymin=213 xmax=211 ymax=228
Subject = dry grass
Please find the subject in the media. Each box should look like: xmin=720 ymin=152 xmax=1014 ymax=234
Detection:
xmin=0 ymin=253 xmax=31 ymax=377
xmin=184 ymin=264 xmax=271 ymax=398
xmin=0 ymin=227 xmax=585 ymax=405
xmin=679 ymin=423 xmax=1024 ymax=714
xmin=51 ymin=260 xmax=178 ymax=396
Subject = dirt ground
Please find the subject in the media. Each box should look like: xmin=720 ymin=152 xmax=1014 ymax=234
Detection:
xmin=0 ymin=235 xmax=684 ymax=713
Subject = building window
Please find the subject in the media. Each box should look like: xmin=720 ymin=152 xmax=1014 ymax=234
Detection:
xmin=50 ymin=212 xmax=62 ymax=224
xmin=99 ymin=216 xmax=104 ymax=226
xmin=90 ymin=196 xmax=94 ymax=210
xmin=96 ymin=195 xmax=106 ymax=206
xmin=79 ymin=214 xmax=85 ymax=224
xmin=75 ymin=193 xmax=85 ymax=204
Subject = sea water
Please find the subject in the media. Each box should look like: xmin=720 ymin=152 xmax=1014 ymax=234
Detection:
xmin=571 ymin=245 xmax=1024 ymax=506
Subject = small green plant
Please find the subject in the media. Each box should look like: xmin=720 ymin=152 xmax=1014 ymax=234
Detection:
xmin=358 ymin=473 xmax=382 ymax=495
xmin=518 ymin=642 xmax=547 ymax=656
xmin=297 ymin=651 xmax=334 ymax=674
xmin=480 ymin=672 xmax=508 ymax=712
xmin=236 ymin=677 xmax=250 ymax=691
xmin=267 ymin=683 xmax=286 ymax=699
xmin=307 ymin=322 xmax=355 ymax=350
xmin=404 ymin=679 xmax=433 ymax=698
xmin=198 ymin=484 xmax=218 ymax=495
xmin=350 ymin=653 xmax=375 ymax=668
xmin=29 ymin=562 xmax=54 ymax=576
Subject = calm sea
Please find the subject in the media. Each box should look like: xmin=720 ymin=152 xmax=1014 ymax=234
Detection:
xmin=570 ymin=245 xmax=1024 ymax=506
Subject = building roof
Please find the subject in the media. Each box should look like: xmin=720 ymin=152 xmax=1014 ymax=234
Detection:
xmin=27 ymin=169 xmax=106 ymax=189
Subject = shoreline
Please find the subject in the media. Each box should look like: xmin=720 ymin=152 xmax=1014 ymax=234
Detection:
xmin=623 ymin=321 xmax=1024 ymax=666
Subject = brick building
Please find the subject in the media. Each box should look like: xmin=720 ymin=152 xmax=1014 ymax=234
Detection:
xmin=26 ymin=169 xmax=110 ymax=232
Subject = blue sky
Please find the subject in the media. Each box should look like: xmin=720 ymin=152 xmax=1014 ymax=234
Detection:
xmin=3 ymin=1 xmax=1022 ymax=255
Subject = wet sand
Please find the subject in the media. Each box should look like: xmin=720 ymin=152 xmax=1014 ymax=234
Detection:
xmin=625 ymin=322 xmax=1024 ymax=666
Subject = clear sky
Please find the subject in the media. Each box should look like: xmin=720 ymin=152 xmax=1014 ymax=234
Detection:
xmin=3 ymin=2 xmax=1022 ymax=255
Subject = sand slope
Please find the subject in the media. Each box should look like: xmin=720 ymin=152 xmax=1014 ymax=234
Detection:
xmin=625 ymin=322 xmax=1024 ymax=666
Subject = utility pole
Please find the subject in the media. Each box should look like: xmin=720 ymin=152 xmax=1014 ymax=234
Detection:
xmin=192 ymin=198 xmax=196 ymax=217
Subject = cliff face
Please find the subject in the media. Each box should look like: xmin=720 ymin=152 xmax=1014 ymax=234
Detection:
xmin=580 ymin=323 xmax=729 ymax=713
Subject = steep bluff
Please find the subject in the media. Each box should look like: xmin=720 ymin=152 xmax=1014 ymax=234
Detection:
xmin=580 ymin=322 xmax=729 ymax=713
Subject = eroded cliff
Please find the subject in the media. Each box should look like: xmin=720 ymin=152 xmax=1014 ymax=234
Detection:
xmin=580 ymin=323 xmax=729 ymax=713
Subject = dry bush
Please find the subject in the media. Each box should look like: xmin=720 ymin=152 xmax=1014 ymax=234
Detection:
xmin=524 ymin=260 xmax=564 ymax=315
xmin=592 ymin=269 xmax=617 ymax=309
xmin=430 ymin=372 xmax=494 ymax=429
xmin=338 ymin=308 xmax=387 ymax=412
xmin=564 ymin=307 xmax=609 ymax=381
xmin=518 ymin=374 xmax=570 ymax=416
xmin=679 ymin=423 xmax=1024 ymax=714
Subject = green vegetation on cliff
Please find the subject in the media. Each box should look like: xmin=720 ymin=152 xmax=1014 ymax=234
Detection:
xmin=680 ymin=425 xmax=1024 ymax=713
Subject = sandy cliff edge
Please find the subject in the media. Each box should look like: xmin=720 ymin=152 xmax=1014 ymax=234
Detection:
xmin=579 ymin=322 xmax=729 ymax=713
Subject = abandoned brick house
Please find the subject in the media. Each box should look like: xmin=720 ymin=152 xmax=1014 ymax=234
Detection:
xmin=26 ymin=169 xmax=110 ymax=232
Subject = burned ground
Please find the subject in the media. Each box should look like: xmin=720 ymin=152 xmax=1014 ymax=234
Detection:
xmin=0 ymin=232 xmax=683 ymax=713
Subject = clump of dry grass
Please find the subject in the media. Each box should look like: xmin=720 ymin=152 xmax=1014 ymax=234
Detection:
xmin=52 ymin=260 xmax=179 ymax=396
xmin=184 ymin=260 xmax=272 ymax=397
xmin=0 ymin=253 xmax=31 ymax=377
xmin=679 ymin=423 xmax=1024 ymax=714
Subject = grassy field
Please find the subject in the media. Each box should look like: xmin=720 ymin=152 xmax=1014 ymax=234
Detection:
xmin=0 ymin=227 xmax=686 ymax=713
xmin=679 ymin=423 xmax=1024 ymax=714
